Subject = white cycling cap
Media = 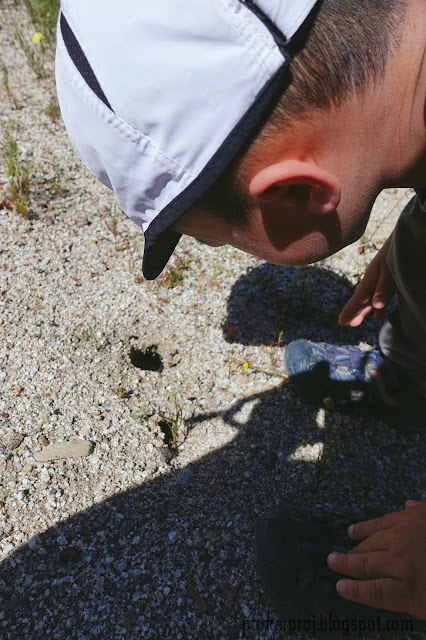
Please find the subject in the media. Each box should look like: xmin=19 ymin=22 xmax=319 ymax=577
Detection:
xmin=56 ymin=0 xmax=320 ymax=279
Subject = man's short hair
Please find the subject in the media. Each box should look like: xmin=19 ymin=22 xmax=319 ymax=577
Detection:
xmin=190 ymin=0 xmax=406 ymax=226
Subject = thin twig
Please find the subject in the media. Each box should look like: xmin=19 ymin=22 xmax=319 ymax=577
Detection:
xmin=214 ymin=351 xmax=288 ymax=381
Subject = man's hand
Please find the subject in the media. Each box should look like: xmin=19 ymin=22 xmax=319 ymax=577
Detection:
xmin=327 ymin=501 xmax=426 ymax=619
xmin=339 ymin=234 xmax=396 ymax=327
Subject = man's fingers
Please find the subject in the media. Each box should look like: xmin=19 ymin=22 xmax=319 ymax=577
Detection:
xmin=345 ymin=532 xmax=389 ymax=555
xmin=371 ymin=265 xmax=396 ymax=310
xmin=347 ymin=305 xmax=374 ymax=327
xmin=336 ymin=578 xmax=408 ymax=614
xmin=348 ymin=514 xmax=395 ymax=541
xmin=339 ymin=279 xmax=372 ymax=323
xmin=406 ymin=500 xmax=419 ymax=508
xmin=339 ymin=297 xmax=372 ymax=326
xmin=328 ymin=550 xmax=394 ymax=580
xmin=405 ymin=500 xmax=424 ymax=508
xmin=339 ymin=261 xmax=395 ymax=327
xmin=339 ymin=258 xmax=381 ymax=326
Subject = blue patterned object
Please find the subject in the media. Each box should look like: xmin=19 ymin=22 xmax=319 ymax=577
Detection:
xmin=284 ymin=339 xmax=426 ymax=430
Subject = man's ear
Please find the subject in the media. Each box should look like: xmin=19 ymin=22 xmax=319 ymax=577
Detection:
xmin=249 ymin=160 xmax=341 ymax=214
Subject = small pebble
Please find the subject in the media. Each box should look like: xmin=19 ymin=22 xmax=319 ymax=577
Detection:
xmin=0 ymin=446 xmax=11 ymax=460
xmin=3 ymin=431 xmax=24 ymax=451
xmin=176 ymin=469 xmax=192 ymax=487
xmin=219 ymin=584 xmax=237 ymax=601
xmin=2 ymin=543 xmax=14 ymax=556
xmin=194 ymin=597 xmax=207 ymax=617
xmin=27 ymin=537 xmax=39 ymax=550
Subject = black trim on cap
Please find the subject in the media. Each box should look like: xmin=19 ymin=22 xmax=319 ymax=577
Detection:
xmin=143 ymin=229 xmax=182 ymax=281
xmin=241 ymin=0 xmax=324 ymax=55
xmin=241 ymin=0 xmax=289 ymax=50
xmin=142 ymin=57 xmax=291 ymax=280
xmin=60 ymin=12 xmax=114 ymax=112
xmin=286 ymin=0 xmax=323 ymax=57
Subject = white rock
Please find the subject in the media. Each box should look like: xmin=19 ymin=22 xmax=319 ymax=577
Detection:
xmin=2 ymin=543 xmax=14 ymax=556
xmin=32 ymin=440 xmax=94 ymax=462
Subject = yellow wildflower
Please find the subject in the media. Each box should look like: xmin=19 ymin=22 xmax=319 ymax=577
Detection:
xmin=32 ymin=32 xmax=43 ymax=44
xmin=243 ymin=361 xmax=249 ymax=371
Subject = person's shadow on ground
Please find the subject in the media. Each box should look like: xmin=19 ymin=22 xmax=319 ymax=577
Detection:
xmin=1 ymin=265 xmax=423 ymax=640
xmin=223 ymin=263 xmax=384 ymax=348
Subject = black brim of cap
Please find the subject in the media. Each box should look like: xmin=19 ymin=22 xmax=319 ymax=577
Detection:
xmin=142 ymin=56 xmax=291 ymax=280
xmin=143 ymin=228 xmax=182 ymax=281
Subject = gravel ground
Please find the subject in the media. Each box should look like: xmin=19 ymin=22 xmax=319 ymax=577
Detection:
xmin=0 ymin=3 xmax=425 ymax=639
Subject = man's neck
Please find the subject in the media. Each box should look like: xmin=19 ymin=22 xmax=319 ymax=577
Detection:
xmin=372 ymin=0 xmax=426 ymax=189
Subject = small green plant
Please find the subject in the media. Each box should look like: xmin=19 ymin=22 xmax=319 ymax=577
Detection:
xmin=223 ymin=351 xmax=287 ymax=380
xmin=132 ymin=409 xmax=151 ymax=423
xmin=161 ymin=268 xmax=183 ymax=288
xmin=75 ymin=329 xmax=91 ymax=343
xmin=22 ymin=0 xmax=60 ymax=50
xmin=0 ymin=61 xmax=19 ymax=109
xmin=276 ymin=330 xmax=285 ymax=347
xmin=15 ymin=0 xmax=60 ymax=77
xmin=14 ymin=27 xmax=44 ymax=76
xmin=159 ymin=393 xmax=183 ymax=449
xmin=1 ymin=123 xmax=31 ymax=217
xmin=112 ymin=386 xmax=126 ymax=398
xmin=54 ymin=167 xmax=64 ymax=197
xmin=44 ymin=96 xmax=60 ymax=123
xmin=157 ymin=256 xmax=187 ymax=288
xmin=357 ymin=233 xmax=369 ymax=255
xmin=106 ymin=205 xmax=118 ymax=238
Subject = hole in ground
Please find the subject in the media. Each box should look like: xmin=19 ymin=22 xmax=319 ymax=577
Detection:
xmin=159 ymin=420 xmax=176 ymax=447
xmin=130 ymin=345 xmax=163 ymax=372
